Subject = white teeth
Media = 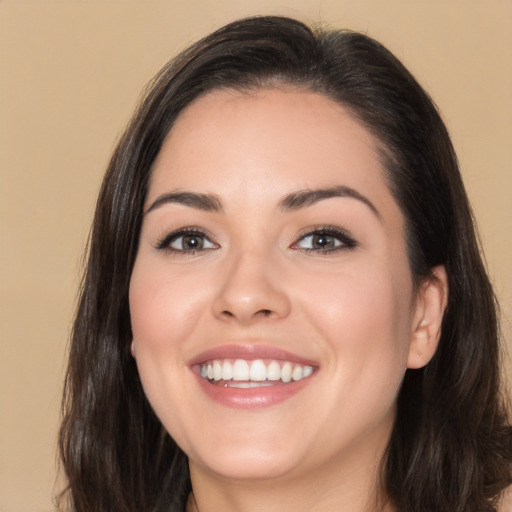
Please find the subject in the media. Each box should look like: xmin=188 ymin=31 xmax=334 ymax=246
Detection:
xmin=249 ymin=360 xmax=267 ymax=381
xmin=266 ymin=361 xmax=281 ymax=381
xmin=281 ymin=362 xmax=292 ymax=383
xmin=200 ymin=359 xmax=315 ymax=384
xmin=221 ymin=360 xmax=233 ymax=380
xmin=233 ymin=359 xmax=250 ymax=381
xmin=292 ymin=365 xmax=304 ymax=381
xmin=228 ymin=381 xmax=274 ymax=388
xmin=303 ymin=365 xmax=314 ymax=378
xmin=213 ymin=361 xmax=222 ymax=381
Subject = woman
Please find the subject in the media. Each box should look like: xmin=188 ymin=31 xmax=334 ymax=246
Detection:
xmin=58 ymin=15 xmax=512 ymax=512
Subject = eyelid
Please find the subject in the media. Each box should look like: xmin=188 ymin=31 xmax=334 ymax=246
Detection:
xmin=291 ymin=225 xmax=357 ymax=252
xmin=154 ymin=224 xmax=356 ymax=254
xmin=155 ymin=226 xmax=219 ymax=253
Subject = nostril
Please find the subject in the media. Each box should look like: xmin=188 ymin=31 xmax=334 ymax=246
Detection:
xmin=220 ymin=309 xmax=273 ymax=320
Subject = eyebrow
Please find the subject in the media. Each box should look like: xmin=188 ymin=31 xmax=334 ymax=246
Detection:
xmin=145 ymin=191 xmax=223 ymax=214
xmin=145 ymin=185 xmax=380 ymax=219
xmin=279 ymin=186 xmax=381 ymax=219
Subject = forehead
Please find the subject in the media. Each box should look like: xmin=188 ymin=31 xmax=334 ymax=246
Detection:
xmin=148 ymin=88 xmax=395 ymax=216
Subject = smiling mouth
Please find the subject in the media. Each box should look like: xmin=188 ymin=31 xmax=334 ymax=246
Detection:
xmin=191 ymin=348 xmax=318 ymax=408
xmin=198 ymin=359 xmax=315 ymax=387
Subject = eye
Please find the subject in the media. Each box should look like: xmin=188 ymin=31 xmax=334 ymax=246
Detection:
xmin=156 ymin=228 xmax=218 ymax=253
xmin=292 ymin=227 xmax=357 ymax=253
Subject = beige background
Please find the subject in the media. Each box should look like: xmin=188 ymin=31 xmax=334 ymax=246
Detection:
xmin=1 ymin=1 xmax=511 ymax=510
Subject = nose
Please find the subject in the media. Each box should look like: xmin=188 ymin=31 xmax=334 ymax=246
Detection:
xmin=212 ymin=251 xmax=292 ymax=325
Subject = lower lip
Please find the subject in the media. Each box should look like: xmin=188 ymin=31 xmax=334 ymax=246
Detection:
xmin=193 ymin=373 xmax=314 ymax=409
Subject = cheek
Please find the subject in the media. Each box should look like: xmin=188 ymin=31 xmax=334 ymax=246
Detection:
xmin=295 ymin=259 xmax=413 ymax=376
xmin=128 ymin=261 xmax=208 ymax=412
xmin=129 ymin=260 xmax=210 ymax=352
xmin=128 ymin=261 xmax=209 ymax=439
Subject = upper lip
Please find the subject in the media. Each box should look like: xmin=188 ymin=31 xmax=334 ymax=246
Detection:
xmin=188 ymin=344 xmax=318 ymax=367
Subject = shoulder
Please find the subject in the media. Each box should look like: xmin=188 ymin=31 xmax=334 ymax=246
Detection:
xmin=499 ymin=485 xmax=512 ymax=512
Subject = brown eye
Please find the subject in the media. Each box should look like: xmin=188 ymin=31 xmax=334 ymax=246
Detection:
xmin=296 ymin=233 xmax=341 ymax=251
xmin=157 ymin=229 xmax=218 ymax=252
xmin=179 ymin=234 xmax=204 ymax=250
xmin=293 ymin=227 xmax=357 ymax=253
xmin=311 ymin=234 xmax=336 ymax=249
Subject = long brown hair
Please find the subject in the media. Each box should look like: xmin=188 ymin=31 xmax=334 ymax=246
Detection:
xmin=58 ymin=16 xmax=512 ymax=512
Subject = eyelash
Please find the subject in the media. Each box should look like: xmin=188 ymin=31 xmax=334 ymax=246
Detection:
xmin=155 ymin=225 xmax=357 ymax=255
xmin=292 ymin=226 xmax=357 ymax=254
xmin=155 ymin=227 xmax=217 ymax=255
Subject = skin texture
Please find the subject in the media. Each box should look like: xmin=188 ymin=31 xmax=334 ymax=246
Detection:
xmin=129 ymin=88 xmax=447 ymax=512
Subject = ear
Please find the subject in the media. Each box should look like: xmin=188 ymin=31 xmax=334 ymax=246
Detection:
xmin=407 ymin=265 xmax=448 ymax=369
xmin=130 ymin=340 xmax=136 ymax=358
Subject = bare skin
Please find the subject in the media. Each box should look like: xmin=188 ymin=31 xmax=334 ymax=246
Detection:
xmin=130 ymin=88 xmax=447 ymax=512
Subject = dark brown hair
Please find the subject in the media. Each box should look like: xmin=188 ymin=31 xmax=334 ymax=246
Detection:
xmin=58 ymin=15 xmax=511 ymax=512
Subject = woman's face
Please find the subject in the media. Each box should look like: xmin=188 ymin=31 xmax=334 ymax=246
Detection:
xmin=129 ymin=88 xmax=428 ymax=483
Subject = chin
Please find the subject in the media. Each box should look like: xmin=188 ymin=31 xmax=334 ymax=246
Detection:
xmin=181 ymin=422 xmax=309 ymax=481
xmin=191 ymin=447 xmax=302 ymax=481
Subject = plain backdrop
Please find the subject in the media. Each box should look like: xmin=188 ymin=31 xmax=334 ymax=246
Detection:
xmin=1 ymin=1 xmax=511 ymax=510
